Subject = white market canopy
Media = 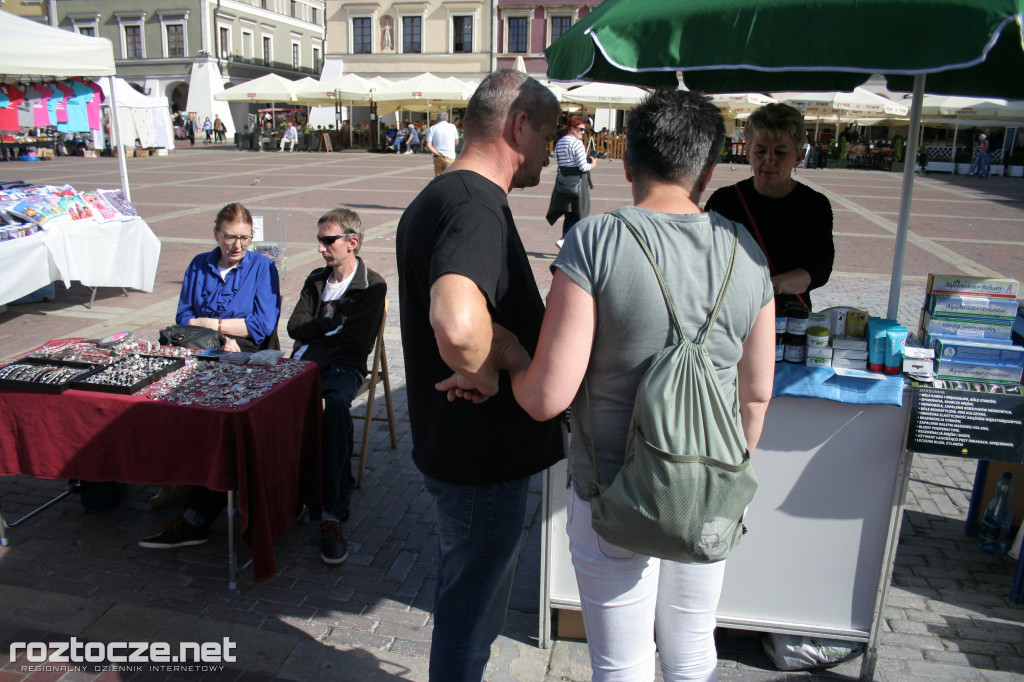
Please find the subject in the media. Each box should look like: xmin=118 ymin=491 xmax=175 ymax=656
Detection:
xmin=0 ymin=10 xmax=115 ymax=77
xmin=214 ymin=73 xmax=302 ymax=103
xmin=295 ymin=73 xmax=381 ymax=105
xmin=918 ymin=94 xmax=1024 ymax=120
xmin=775 ymin=87 xmax=909 ymax=118
xmin=374 ymin=73 xmax=474 ymax=115
xmin=708 ymin=92 xmax=777 ymax=115
xmin=563 ymin=82 xmax=650 ymax=109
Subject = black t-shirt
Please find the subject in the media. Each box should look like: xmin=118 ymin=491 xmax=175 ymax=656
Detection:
xmin=396 ymin=170 xmax=564 ymax=484
xmin=704 ymin=177 xmax=834 ymax=310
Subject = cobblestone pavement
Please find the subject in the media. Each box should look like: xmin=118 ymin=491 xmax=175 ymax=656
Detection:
xmin=1 ymin=149 xmax=1022 ymax=681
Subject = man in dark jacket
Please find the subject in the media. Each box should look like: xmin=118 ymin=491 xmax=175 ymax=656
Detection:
xmin=287 ymin=208 xmax=387 ymax=564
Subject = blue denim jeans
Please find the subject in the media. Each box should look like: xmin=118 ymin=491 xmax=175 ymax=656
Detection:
xmin=423 ymin=474 xmax=531 ymax=682
xmin=320 ymin=364 xmax=365 ymax=519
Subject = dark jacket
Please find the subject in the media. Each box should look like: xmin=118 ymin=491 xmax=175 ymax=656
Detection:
xmin=546 ymin=166 xmax=593 ymax=225
xmin=286 ymin=258 xmax=387 ymax=375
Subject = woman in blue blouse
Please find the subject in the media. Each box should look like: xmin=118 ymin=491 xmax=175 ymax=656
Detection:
xmin=176 ymin=202 xmax=281 ymax=353
xmin=145 ymin=202 xmax=280 ymax=513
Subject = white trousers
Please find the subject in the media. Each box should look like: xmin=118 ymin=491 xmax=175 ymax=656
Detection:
xmin=567 ymin=487 xmax=726 ymax=682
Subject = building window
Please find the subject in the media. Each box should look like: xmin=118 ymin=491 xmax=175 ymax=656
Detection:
xmin=219 ymin=26 xmax=231 ymax=59
xmin=313 ymin=46 xmax=321 ymax=72
xmin=453 ymin=15 xmax=472 ymax=53
xmin=242 ymin=31 xmax=254 ymax=61
xmin=78 ymin=26 xmax=95 ymax=37
xmin=550 ymin=16 xmax=571 ymax=44
xmin=311 ymin=7 xmax=318 ymax=25
xmin=166 ymin=24 xmax=185 ymax=57
xmin=508 ymin=16 xmax=528 ymax=53
xmin=263 ymin=36 xmax=272 ymax=65
xmin=352 ymin=17 xmax=371 ymax=54
xmin=260 ymin=0 xmax=267 ymax=8
xmin=402 ymin=16 xmax=421 ymax=53
xmin=292 ymin=43 xmax=300 ymax=69
xmin=290 ymin=1 xmax=297 ymax=18
xmin=124 ymin=25 xmax=143 ymax=58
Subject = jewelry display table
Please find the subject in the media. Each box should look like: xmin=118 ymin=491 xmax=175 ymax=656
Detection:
xmin=0 ymin=341 xmax=322 ymax=586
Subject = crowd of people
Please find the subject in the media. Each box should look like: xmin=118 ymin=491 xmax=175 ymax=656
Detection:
xmin=131 ymin=71 xmax=835 ymax=682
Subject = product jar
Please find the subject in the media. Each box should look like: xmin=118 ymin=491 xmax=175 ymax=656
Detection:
xmin=785 ymin=303 xmax=810 ymax=335
xmin=806 ymin=325 xmax=830 ymax=347
xmin=783 ymin=333 xmax=806 ymax=363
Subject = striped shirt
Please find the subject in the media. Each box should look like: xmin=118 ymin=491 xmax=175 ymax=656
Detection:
xmin=554 ymin=134 xmax=592 ymax=172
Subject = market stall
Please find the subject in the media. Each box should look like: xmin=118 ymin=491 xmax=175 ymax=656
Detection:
xmin=0 ymin=10 xmax=131 ymax=200
xmin=541 ymin=1 xmax=1024 ymax=679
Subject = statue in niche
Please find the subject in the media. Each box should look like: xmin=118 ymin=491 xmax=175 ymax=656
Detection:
xmin=381 ymin=16 xmax=394 ymax=51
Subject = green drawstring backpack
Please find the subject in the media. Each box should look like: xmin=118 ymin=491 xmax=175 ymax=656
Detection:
xmin=582 ymin=210 xmax=759 ymax=563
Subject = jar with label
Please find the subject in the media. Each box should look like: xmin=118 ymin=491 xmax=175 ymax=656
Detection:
xmin=775 ymin=334 xmax=784 ymax=362
xmin=806 ymin=325 xmax=830 ymax=347
xmin=785 ymin=302 xmax=810 ymax=335
xmin=783 ymin=333 xmax=806 ymax=363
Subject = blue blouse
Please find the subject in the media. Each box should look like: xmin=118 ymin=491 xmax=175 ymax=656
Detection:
xmin=176 ymin=247 xmax=281 ymax=344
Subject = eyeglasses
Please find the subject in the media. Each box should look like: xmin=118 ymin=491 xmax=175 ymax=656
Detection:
xmin=575 ymin=127 xmax=587 ymax=132
xmin=219 ymin=233 xmax=252 ymax=245
xmin=317 ymin=234 xmax=353 ymax=246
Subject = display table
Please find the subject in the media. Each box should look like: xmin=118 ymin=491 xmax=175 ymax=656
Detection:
xmin=0 ymin=217 xmax=161 ymax=306
xmin=540 ymin=369 xmax=912 ymax=681
xmin=0 ymin=349 xmax=322 ymax=584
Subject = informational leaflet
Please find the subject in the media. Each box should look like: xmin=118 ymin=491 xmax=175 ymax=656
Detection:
xmin=907 ymin=386 xmax=1024 ymax=462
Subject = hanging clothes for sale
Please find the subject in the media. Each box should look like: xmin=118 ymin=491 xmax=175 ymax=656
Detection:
xmin=50 ymin=80 xmax=72 ymax=124
xmin=57 ymin=80 xmax=92 ymax=133
xmin=28 ymin=83 xmax=55 ymax=128
xmin=72 ymin=78 xmax=104 ymax=131
xmin=0 ymin=84 xmax=24 ymax=133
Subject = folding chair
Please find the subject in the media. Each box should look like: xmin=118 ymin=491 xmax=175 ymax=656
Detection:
xmin=354 ymin=301 xmax=397 ymax=487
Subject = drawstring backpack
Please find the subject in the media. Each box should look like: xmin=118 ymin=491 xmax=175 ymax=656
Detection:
xmin=581 ymin=210 xmax=758 ymax=563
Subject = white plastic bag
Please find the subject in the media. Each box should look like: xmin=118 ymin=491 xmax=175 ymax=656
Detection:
xmin=762 ymin=634 xmax=863 ymax=671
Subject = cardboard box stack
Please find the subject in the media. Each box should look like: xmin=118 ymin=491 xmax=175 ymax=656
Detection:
xmin=919 ymin=275 xmax=1022 ymax=385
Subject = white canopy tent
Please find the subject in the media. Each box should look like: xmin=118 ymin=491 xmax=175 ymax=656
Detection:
xmin=100 ymin=78 xmax=176 ymax=151
xmin=373 ymin=73 xmax=474 ymax=116
xmin=0 ymin=10 xmax=132 ymax=200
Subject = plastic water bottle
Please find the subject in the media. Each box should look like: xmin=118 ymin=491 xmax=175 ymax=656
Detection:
xmin=978 ymin=472 xmax=1014 ymax=556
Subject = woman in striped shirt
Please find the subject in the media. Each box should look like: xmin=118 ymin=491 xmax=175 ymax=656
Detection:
xmin=546 ymin=115 xmax=594 ymax=243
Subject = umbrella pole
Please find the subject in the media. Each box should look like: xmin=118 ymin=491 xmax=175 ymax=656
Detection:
xmin=886 ymin=74 xmax=925 ymax=321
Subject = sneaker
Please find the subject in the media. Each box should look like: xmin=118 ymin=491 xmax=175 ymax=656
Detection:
xmin=138 ymin=516 xmax=208 ymax=549
xmin=320 ymin=521 xmax=349 ymax=565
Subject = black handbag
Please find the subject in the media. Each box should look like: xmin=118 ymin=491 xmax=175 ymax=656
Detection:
xmin=555 ymin=170 xmax=582 ymax=196
xmin=158 ymin=324 xmax=225 ymax=350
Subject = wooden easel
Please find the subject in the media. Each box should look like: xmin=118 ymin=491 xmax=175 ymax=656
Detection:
xmin=319 ymin=133 xmax=333 ymax=152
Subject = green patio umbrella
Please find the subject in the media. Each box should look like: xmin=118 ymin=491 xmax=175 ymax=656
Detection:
xmin=544 ymin=0 xmax=1024 ymax=319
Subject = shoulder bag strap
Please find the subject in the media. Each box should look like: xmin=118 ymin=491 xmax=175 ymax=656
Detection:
xmin=734 ymin=184 xmax=808 ymax=307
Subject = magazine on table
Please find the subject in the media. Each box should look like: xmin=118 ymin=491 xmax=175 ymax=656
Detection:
xmin=9 ymin=194 xmax=68 ymax=227
xmin=57 ymin=194 xmax=92 ymax=221
xmin=97 ymin=189 xmax=140 ymax=218
xmin=80 ymin=192 xmax=119 ymax=222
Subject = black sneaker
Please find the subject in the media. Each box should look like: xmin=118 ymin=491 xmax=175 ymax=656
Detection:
xmin=138 ymin=516 xmax=208 ymax=549
xmin=320 ymin=521 xmax=349 ymax=565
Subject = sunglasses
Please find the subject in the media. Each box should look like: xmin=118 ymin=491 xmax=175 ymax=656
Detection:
xmin=317 ymin=234 xmax=352 ymax=246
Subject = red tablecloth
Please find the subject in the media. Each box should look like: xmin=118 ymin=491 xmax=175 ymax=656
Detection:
xmin=0 ymin=349 xmax=322 ymax=582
